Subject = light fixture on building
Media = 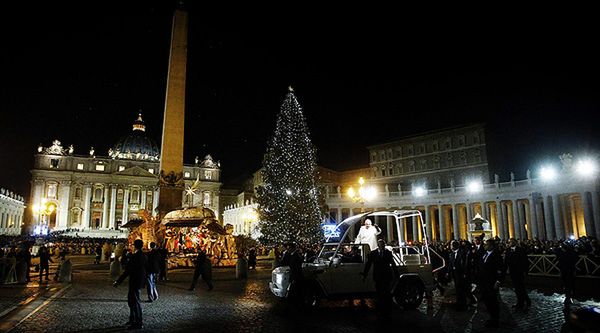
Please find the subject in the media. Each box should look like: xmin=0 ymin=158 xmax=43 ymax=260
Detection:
xmin=413 ymin=186 xmax=426 ymax=197
xmin=466 ymin=180 xmax=483 ymax=193
xmin=575 ymin=159 xmax=597 ymax=177
xmin=540 ymin=166 xmax=557 ymax=182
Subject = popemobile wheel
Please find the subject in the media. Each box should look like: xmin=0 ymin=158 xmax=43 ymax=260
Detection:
xmin=393 ymin=279 xmax=424 ymax=310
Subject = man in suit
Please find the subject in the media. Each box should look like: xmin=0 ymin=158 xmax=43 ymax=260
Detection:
xmin=38 ymin=246 xmax=53 ymax=282
xmin=114 ymin=239 xmax=148 ymax=330
xmin=448 ymin=240 xmax=469 ymax=310
xmin=504 ymin=238 xmax=530 ymax=309
xmin=280 ymin=242 xmax=303 ymax=300
xmin=477 ymin=238 xmax=503 ymax=327
xmin=146 ymin=242 xmax=160 ymax=302
xmin=362 ymin=239 xmax=398 ymax=313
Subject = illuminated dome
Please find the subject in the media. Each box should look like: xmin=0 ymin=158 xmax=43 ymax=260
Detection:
xmin=109 ymin=113 xmax=160 ymax=161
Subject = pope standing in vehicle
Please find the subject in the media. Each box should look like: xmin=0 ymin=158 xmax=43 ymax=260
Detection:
xmin=355 ymin=219 xmax=381 ymax=251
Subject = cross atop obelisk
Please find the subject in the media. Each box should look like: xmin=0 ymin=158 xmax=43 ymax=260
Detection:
xmin=157 ymin=4 xmax=188 ymax=216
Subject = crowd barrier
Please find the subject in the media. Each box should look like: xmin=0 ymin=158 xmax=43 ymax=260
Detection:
xmin=527 ymin=254 xmax=600 ymax=278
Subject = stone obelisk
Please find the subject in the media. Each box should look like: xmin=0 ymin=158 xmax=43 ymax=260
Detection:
xmin=157 ymin=6 xmax=188 ymax=217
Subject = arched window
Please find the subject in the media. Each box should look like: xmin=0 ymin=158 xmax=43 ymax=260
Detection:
xmin=203 ymin=192 xmax=211 ymax=206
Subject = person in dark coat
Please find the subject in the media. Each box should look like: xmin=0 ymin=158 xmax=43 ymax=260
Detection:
xmin=504 ymin=238 xmax=531 ymax=309
xmin=189 ymin=248 xmax=213 ymax=291
xmin=477 ymin=238 xmax=504 ymax=327
xmin=448 ymin=240 xmax=469 ymax=310
xmin=38 ymin=246 xmax=53 ymax=281
xmin=280 ymin=242 xmax=303 ymax=298
xmin=114 ymin=239 xmax=148 ymax=330
xmin=248 ymin=247 xmax=257 ymax=270
xmin=555 ymin=242 xmax=579 ymax=306
xmin=94 ymin=245 xmax=102 ymax=265
xmin=158 ymin=245 xmax=168 ymax=282
xmin=146 ymin=242 xmax=160 ymax=302
xmin=362 ymin=239 xmax=398 ymax=313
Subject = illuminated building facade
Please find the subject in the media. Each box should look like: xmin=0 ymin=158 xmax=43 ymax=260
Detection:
xmin=28 ymin=115 xmax=222 ymax=235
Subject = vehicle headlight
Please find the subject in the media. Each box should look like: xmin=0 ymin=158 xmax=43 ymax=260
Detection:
xmin=275 ymin=273 xmax=284 ymax=285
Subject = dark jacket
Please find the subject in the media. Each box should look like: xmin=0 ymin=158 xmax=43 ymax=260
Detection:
xmin=116 ymin=250 xmax=148 ymax=289
xmin=505 ymin=246 xmax=529 ymax=276
xmin=194 ymin=251 xmax=212 ymax=281
xmin=147 ymin=249 xmax=161 ymax=274
xmin=555 ymin=247 xmax=579 ymax=276
xmin=477 ymin=250 xmax=504 ymax=290
xmin=39 ymin=251 xmax=53 ymax=267
xmin=281 ymin=249 xmax=303 ymax=281
xmin=449 ymin=249 xmax=469 ymax=280
xmin=363 ymin=248 xmax=398 ymax=284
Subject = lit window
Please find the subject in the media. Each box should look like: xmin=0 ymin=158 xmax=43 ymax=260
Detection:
xmin=47 ymin=184 xmax=57 ymax=198
xmin=148 ymin=168 xmax=154 ymax=174
xmin=95 ymin=164 xmax=105 ymax=171
xmin=50 ymin=159 xmax=59 ymax=168
xmin=204 ymin=170 xmax=212 ymax=180
xmin=184 ymin=171 xmax=191 ymax=178
xmin=77 ymin=163 xmax=84 ymax=170
xmin=118 ymin=166 xmax=125 ymax=172
xmin=203 ymin=192 xmax=211 ymax=205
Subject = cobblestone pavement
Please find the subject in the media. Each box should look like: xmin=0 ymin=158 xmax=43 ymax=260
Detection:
xmin=3 ymin=257 xmax=599 ymax=333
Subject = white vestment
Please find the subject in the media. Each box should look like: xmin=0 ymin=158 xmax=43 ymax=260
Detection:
xmin=354 ymin=226 xmax=381 ymax=250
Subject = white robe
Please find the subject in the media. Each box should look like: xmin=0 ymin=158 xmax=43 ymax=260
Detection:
xmin=354 ymin=226 xmax=381 ymax=251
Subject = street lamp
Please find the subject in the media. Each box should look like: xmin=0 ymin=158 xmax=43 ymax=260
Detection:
xmin=347 ymin=177 xmax=376 ymax=212
xmin=540 ymin=165 xmax=557 ymax=182
xmin=466 ymin=180 xmax=483 ymax=193
xmin=575 ymin=159 xmax=597 ymax=177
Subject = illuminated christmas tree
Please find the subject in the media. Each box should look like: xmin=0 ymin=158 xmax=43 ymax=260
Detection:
xmin=256 ymin=87 xmax=325 ymax=245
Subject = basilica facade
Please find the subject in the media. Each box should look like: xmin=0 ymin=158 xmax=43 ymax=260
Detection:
xmin=28 ymin=114 xmax=222 ymax=235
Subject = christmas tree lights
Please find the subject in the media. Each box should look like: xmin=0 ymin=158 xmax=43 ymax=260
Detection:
xmin=256 ymin=87 xmax=325 ymax=246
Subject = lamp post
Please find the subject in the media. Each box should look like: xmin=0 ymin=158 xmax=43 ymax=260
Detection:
xmin=347 ymin=177 xmax=376 ymax=213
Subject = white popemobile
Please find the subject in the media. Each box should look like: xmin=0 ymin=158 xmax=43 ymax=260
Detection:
xmin=270 ymin=210 xmax=445 ymax=308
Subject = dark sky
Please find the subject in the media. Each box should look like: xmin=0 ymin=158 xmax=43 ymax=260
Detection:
xmin=1 ymin=3 xmax=599 ymax=198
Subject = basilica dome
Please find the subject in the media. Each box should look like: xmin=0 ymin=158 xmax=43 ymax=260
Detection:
xmin=109 ymin=114 xmax=160 ymax=161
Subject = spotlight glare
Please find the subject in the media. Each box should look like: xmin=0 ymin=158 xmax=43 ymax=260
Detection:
xmin=576 ymin=159 xmax=596 ymax=177
xmin=467 ymin=180 xmax=483 ymax=193
xmin=413 ymin=186 xmax=426 ymax=197
xmin=540 ymin=166 xmax=557 ymax=182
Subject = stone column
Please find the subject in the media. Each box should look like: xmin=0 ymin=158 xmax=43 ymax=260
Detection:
xmin=58 ymin=181 xmax=71 ymax=229
xmin=337 ymin=208 xmax=342 ymax=223
xmin=82 ymin=184 xmax=92 ymax=229
xmin=542 ymin=195 xmax=554 ymax=240
xmin=495 ymin=201 xmax=504 ymax=240
xmin=425 ymin=205 xmax=433 ymax=241
xmin=518 ymin=201 xmax=526 ymax=239
xmin=438 ymin=206 xmax=446 ymax=241
xmin=452 ymin=204 xmax=460 ymax=240
xmin=141 ymin=187 xmax=147 ymax=211
xmin=528 ymin=195 xmax=539 ymax=239
xmin=0 ymin=212 xmax=5 ymax=229
xmin=581 ymin=191 xmax=595 ymax=238
xmin=398 ymin=214 xmax=405 ymax=244
xmin=387 ymin=215 xmax=395 ymax=242
xmin=31 ymin=180 xmax=44 ymax=225
xmin=152 ymin=188 xmax=159 ymax=217
xmin=481 ymin=202 xmax=489 ymax=221
xmin=592 ymin=191 xmax=600 ymax=239
xmin=109 ymin=185 xmax=117 ymax=229
xmin=552 ymin=194 xmax=564 ymax=240
xmin=502 ymin=202 xmax=510 ymax=239
xmin=122 ymin=188 xmax=130 ymax=224
xmin=102 ymin=187 xmax=110 ymax=229
xmin=512 ymin=199 xmax=521 ymax=240
xmin=465 ymin=203 xmax=472 ymax=240
xmin=412 ymin=214 xmax=419 ymax=242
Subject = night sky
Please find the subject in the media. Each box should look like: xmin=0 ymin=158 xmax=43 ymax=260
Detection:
xmin=1 ymin=2 xmax=599 ymax=198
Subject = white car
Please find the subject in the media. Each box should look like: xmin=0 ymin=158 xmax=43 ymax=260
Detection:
xmin=270 ymin=210 xmax=445 ymax=309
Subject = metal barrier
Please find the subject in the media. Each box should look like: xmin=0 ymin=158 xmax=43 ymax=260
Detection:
xmin=527 ymin=255 xmax=600 ymax=278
